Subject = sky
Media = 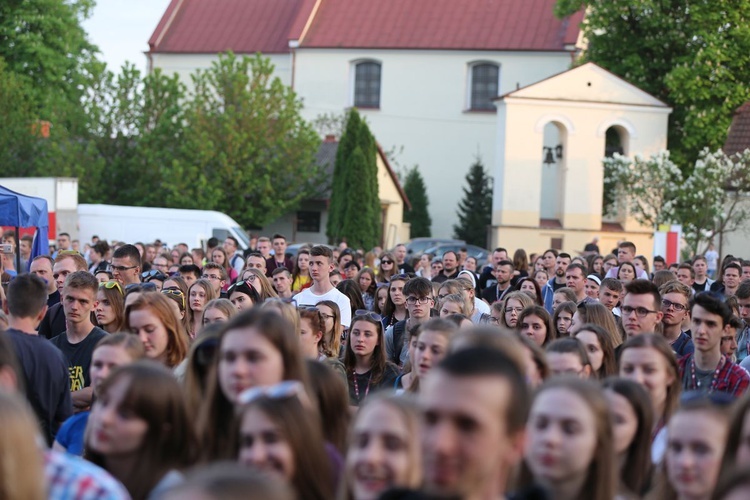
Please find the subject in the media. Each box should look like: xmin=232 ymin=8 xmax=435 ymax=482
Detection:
xmin=81 ymin=0 xmax=172 ymax=74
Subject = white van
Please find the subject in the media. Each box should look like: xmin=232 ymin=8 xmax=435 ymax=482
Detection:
xmin=78 ymin=204 xmax=250 ymax=250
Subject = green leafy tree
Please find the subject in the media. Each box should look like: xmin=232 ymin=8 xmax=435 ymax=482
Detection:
xmin=177 ymin=53 xmax=324 ymax=228
xmin=402 ymin=166 xmax=431 ymax=237
xmin=604 ymin=149 xmax=750 ymax=254
xmin=555 ymin=0 xmax=750 ymax=169
xmin=327 ymin=109 xmax=381 ymax=249
xmin=453 ymin=160 xmax=492 ymax=247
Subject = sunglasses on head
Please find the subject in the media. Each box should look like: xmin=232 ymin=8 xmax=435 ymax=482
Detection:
xmin=141 ymin=269 xmax=167 ymax=282
xmin=161 ymin=287 xmax=186 ymax=309
xmin=99 ymin=281 xmax=124 ymax=295
xmin=237 ymin=380 xmax=309 ymax=407
xmin=125 ymin=282 xmax=157 ymax=293
xmin=390 ymin=273 xmax=410 ymax=282
xmin=353 ymin=309 xmax=383 ymax=322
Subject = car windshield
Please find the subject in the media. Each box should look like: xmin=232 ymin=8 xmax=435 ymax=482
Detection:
xmin=232 ymin=227 xmax=250 ymax=248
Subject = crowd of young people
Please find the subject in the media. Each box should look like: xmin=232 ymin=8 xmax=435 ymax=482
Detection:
xmin=4 ymin=232 xmax=750 ymax=500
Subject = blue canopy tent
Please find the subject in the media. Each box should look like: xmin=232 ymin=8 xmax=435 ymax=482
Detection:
xmin=0 ymin=185 xmax=50 ymax=272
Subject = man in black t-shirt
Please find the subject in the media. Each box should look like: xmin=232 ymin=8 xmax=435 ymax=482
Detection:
xmin=50 ymin=271 xmax=106 ymax=413
xmin=5 ymin=273 xmax=71 ymax=445
xmin=38 ymin=252 xmax=89 ymax=339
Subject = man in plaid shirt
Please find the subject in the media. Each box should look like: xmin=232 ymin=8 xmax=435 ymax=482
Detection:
xmin=678 ymin=293 xmax=750 ymax=397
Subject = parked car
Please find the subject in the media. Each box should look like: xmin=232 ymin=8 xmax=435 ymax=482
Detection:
xmin=285 ymin=242 xmax=336 ymax=258
xmin=404 ymin=238 xmax=465 ymax=258
xmin=422 ymin=243 xmax=491 ymax=267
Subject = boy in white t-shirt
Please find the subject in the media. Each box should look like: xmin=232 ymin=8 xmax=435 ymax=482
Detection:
xmin=294 ymin=245 xmax=352 ymax=327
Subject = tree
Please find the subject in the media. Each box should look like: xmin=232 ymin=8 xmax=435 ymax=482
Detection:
xmin=604 ymin=149 xmax=750 ymax=254
xmin=176 ymin=53 xmax=324 ymax=228
xmin=555 ymin=0 xmax=750 ymax=169
xmin=453 ymin=160 xmax=492 ymax=247
xmin=327 ymin=109 xmax=381 ymax=249
xmin=402 ymin=166 xmax=431 ymax=237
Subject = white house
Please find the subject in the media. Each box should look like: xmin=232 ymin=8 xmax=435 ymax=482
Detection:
xmin=147 ymin=0 xmax=584 ymax=240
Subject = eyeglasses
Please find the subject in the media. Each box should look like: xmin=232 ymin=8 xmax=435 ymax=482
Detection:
xmin=661 ymin=299 xmax=687 ymax=312
xmin=227 ymin=280 xmax=253 ymax=294
xmin=488 ymin=316 xmax=500 ymax=324
xmin=437 ymin=294 xmax=449 ymax=300
xmin=390 ymin=273 xmax=410 ymax=282
xmin=237 ymin=380 xmax=309 ymax=407
xmin=161 ymin=287 xmax=186 ymax=309
xmin=112 ymin=264 xmax=138 ymax=272
xmin=505 ymin=307 xmax=524 ymax=314
xmin=405 ymin=296 xmax=431 ymax=305
xmin=353 ymin=309 xmax=383 ymax=322
xmin=202 ymin=274 xmax=223 ymax=281
xmin=620 ymin=305 xmax=659 ymax=318
xmin=125 ymin=282 xmax=157 ymax=292
xmin=99 ymin=281 xmax=123 ymax=295
xmin=380 ymin=260 xmax=394 ymax=265
xmin=240 ymin=274 xmax=258 ymax=282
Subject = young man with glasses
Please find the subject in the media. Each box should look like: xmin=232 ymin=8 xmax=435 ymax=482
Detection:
xmin=201 ymin=263 xmax=228 ymax=298
xmin=659 ymin=281 xmax=694 ymax=357
xmin=152 ymin=255 xmax=170 ymax=274
xmin=385 ymin=277 xmax=433 ymax=366
xmin=678 ymin=292 xmax=749 ymax=396
xmin=295 ymin=246 xmax=351 ymax=327
xmin=621 ymin=279 xmax=664 ymax=339
xmin=111 ymin=244 xmax=141 ymax=286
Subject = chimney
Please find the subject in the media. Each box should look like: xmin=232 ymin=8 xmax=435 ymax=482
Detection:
xmin=324 ymin=134 xmax=337 ymax=143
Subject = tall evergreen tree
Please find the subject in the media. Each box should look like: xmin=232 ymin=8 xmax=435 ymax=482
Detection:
xmin=453 ymin=160 xmax=493 ymax=247
xmin=403 ymin=166 xmax=431 ymax=237
xmin=327 ymin=109 xmax=381 ymax=249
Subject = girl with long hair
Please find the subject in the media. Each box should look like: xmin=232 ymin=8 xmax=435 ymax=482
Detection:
xmin=291 ymin=249 xmax=312 ymax=293
xmin=197 ymin=309 xmax=309 ymax=460
xmin=344 ymin=311 xmax=399 ymax=406
xmin=227 ymin=280 xmax=262 ymax=312
xmin=236 ymin=385 xmax=333 ymax=500
xmin=372 ymin=284 xmax=389 ymax=317
xmin=586 ymin=254 xmax=604 ymax=276
xmin=655 ymin=397 xmax=730 ymax=500
xmin=187 ymin=279 xmax=216 ymax=338
xmin=439 ymin=293 xmax=470 ymax=318
xmin=602 ymin=377 xmax=654 ymax=497
xmin=54 ymin=333 xmax=145 ymax=456
xmin=377 ymin=252 xmax=397 ymax=284
xmin=512 ymin=248 xmax=529 ymax=282
xmin=161 ymin=277 xmax=190 ymax=334
xmin=317 ymin=300 xmax=343 ymax=359
xmin=85 ymin=361 xmax=198 ymax=499
xmin=95 ymin=281 xmax=126 ymax=333
xmin=518 ymin=378 xmax=617 ymax=500
xmin=515 ymin=277 xmax=543 ymax=305
xmin=407 ymin=318 xmax=457 ymax=394
xmin=570 ymin=301 xmax=622 ymax=347
xmin=357 ymin=267 xmax=378 ymax=310
xmin=517 ymin=305 xmax=556 ymax=347
xmin=618 ymin=261 xmax=637 ymax=285
xmin=125 ymin=293 xmax=189 ymax=370
xmin=341 ymin=395 xmax=423 ymax=500
xmin=552 ymin=301 xmax=576 ymax=338
xmin=240 ymin=268 xmax=278 ymax=301
xmin=202 ymin=298 xmax=237 ymax=326
xmin=575 ymin=323 xmax=617 ymax=379
xmin=619 ymin=334 xmax=681 ymax=464
xmin=211 ymin=246 xmax=238 ymax=287
xmin=498 ymin=291 xmax=534 ymax=329
xmin=299 ymin=307 xmax=345 ymax=380
xmin=381 ymin=276 xmax=408 ymax=328
xmin=720 ymin=392 xmax=750 ymax=482
xmin=306 ymin=360 xmax=351 ymax=454
xmin=337 ymin=280 xmax=366 ymax=320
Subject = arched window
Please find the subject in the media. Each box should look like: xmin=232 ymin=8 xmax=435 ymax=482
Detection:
xmin=353 ymin=61 xmax=381 ymax=108
xmin=469 ymin=63 xmax=500 ymax=111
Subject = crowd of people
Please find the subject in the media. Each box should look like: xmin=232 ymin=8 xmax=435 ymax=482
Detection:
xmin=3 ymin=230 xmax=750 ymax=500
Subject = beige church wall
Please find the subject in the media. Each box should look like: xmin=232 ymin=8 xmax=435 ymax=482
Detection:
xmin=375 ymin=152 xmax=410 ymax=248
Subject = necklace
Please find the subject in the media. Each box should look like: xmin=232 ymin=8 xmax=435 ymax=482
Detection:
xmin=352 ymin=370 xmax=372 ymax=402
xmin=690 ymin=355 xmax=725 ymax=393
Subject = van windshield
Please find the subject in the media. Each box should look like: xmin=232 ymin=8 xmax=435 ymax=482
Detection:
xmin=232 ymin=227 xmax=250 ymax=248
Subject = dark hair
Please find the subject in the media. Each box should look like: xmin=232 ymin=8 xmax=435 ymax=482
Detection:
xmin=566 ymin=262 xmax=587 ymax=276
xmin=677 ymin=263 xmax=696 ymax=279
xmin=624 ymin=279 xmax=661 ymax=311
xmin=310 ymin=245 xmax=333 ymax=261
xmin=736 ymin=281 xmax=750 ymax=300
xmin=63 ymin=270 xmax=98 ymax=295
xmin=496 ymin=259 xmax=514 ymax=270
xmin=552 ymin=301 xmax=577 ymax=336
xmin=724 ymin=261 xmax=742 ymax=276
xmin=513 ymin=249 xmax=528 ymax=272
xmin=601 ymin=277 xmax=623 ymax=293
xmin=617 ymin=261 xmax=637 ymax=280
xmin=437 ymin=346 xmax=530 ymax=435
xmin=403 ymin=277 xmax=432 ymax=298
xmin=355 ymin=267 xmax=377 ymax=296
xmin=305 ymin=360 xmax=350 ymax=453
xmin=179 ymin=264 xmax=202 ymax=279
xmin=558 ymin=252 xmax=571 ymax=260
xmin=543 ymin=249 xmax=559 ymax=258
xmin=345 ymin=312 xmax=392 ymax=386
xmin=203 ymin=262 xmax=228 ymax=281
xmin=163 ymin=462 xmax=294 ymax=499
xmin=336 ymin=280 xmax=365 ymax=317
xmin=271 ymin=233 xmax=286 ymax=242
xmin=576 ymin=323 xmax=617 ymax=379
xmin=602 ymin=377 xmax=654 ymax=496
xmin=85 ymin=361 xmax=197 ymax=499
xmin=545 ymin=337 xmax=590 ymax=367
xmin=0 ymin=334 xmax=24 ymax=393
xmin=514 ymin=277 xmax=543 ymax=305
xmin=112 ymin=244 xmax=141 ymax=267
xmin=92 ymin=240 xmax=110 ymax=257
xmin=292 ymin=249 xmax=311 ymax=285
xmin=691 ymin=292 xmax=732 ymax=327
xmin=618 ymin=241 xmax=636 ymax=252
xmin=224 ymin=236 xmax=239 ymax=248
xmin=517 ymin=305 xmax=555 ymax=346
xmin=7 ymin=273 xmax=47 ymax=318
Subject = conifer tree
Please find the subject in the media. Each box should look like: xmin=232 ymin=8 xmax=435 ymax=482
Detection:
xmin=403 ymin=166 xmax=431 ymax=237
xmin=453 ymin=160 xmax=493 ymax=247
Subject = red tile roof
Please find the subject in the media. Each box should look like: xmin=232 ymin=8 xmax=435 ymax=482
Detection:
xmin=724 ymin=101 xmax=750 ymax=156
xmin=148 ymin=0 xmax=317 ymax=54
xmin=148 ymin=0 xmax=583 ymax=54
xmin=301 ymin=0 xmax=583 ymax=51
